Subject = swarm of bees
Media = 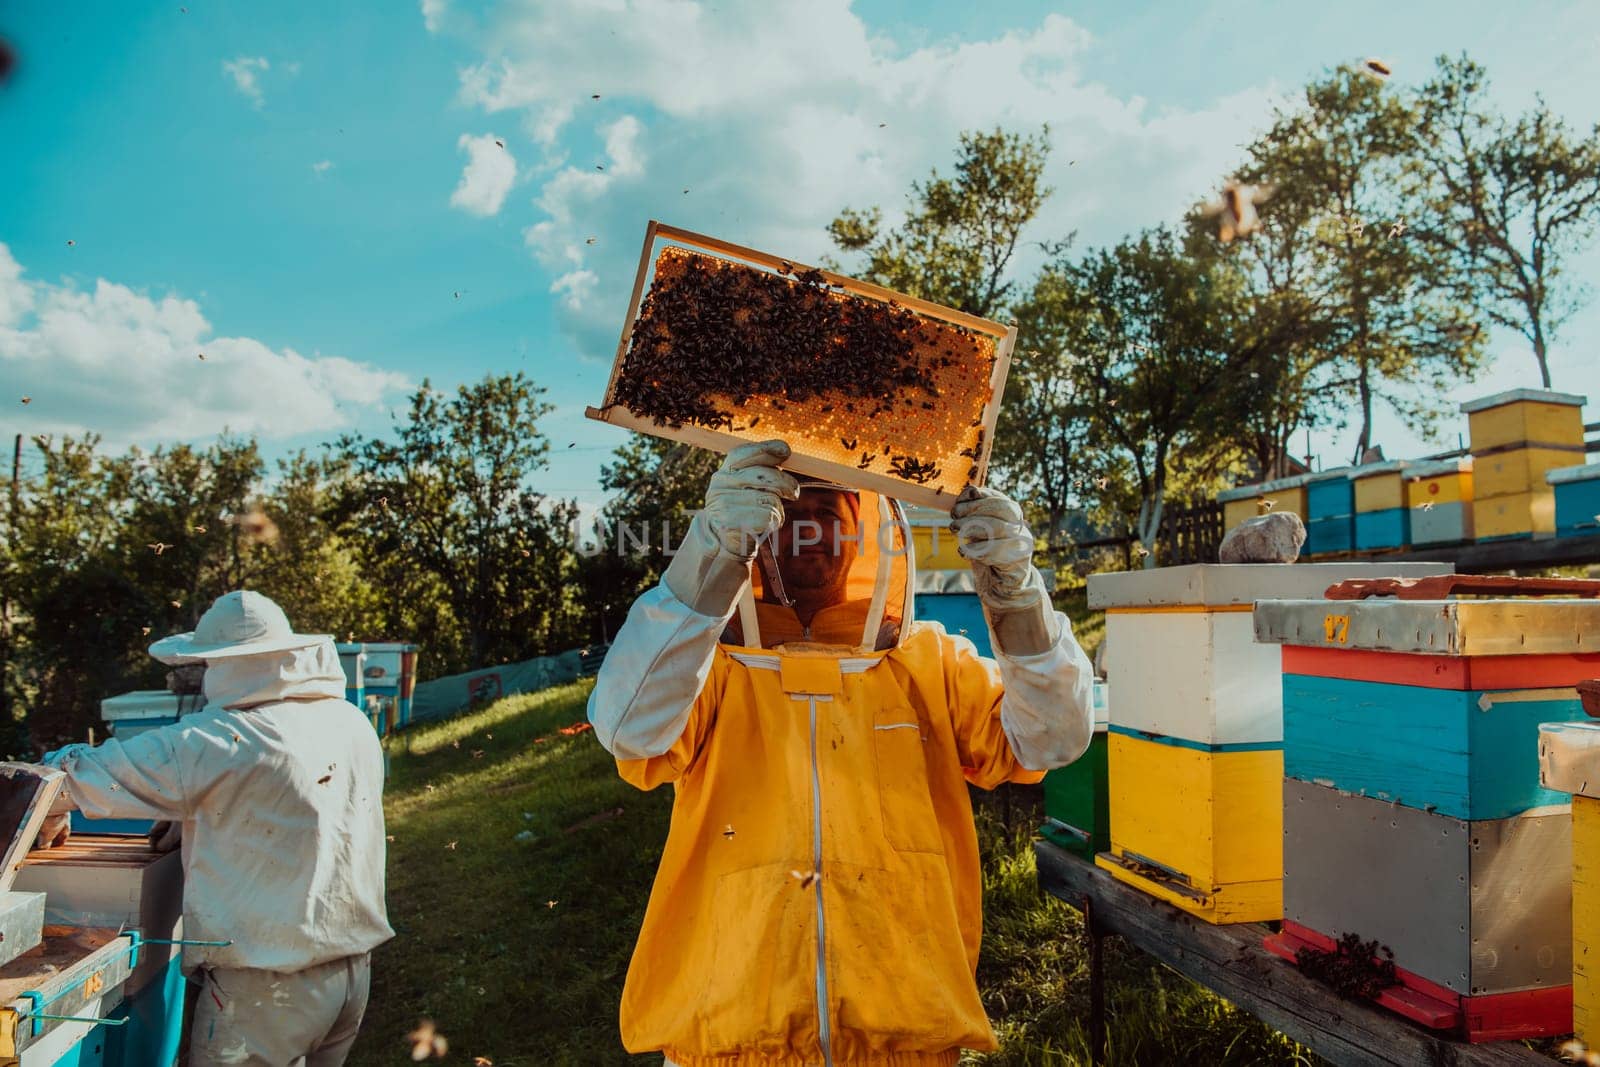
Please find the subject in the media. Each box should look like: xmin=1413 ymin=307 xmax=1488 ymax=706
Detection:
xmin=609 ymin=246 xmax=998 ymax=497
xmin=614 ymin=250 xmax=950 ymax=429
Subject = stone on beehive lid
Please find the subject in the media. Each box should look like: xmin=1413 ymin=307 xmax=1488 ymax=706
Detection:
xmin=1218 ymin=511 xmax=1306 ymax=564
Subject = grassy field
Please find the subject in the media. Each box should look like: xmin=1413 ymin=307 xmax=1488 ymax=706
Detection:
xmin=348 ymin=673 xmax=1315 ymax=1067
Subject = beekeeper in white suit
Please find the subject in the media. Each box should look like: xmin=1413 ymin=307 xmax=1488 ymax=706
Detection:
xmin=40 ymin=590 xmax=393 ymax=1067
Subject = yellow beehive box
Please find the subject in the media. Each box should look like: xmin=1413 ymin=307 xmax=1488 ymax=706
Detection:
xmin=1352 ymin=460 xmax=1409 ymax=513
xmin=1579 ymin=795 xmax=1600 ymax=1044
xmin=1405 ymin=458 xmax=1473 ymax=507
xmin=1462 ymin=388 xmax=1587 ymax=454
xmin=1095 ymin=732 xmax=1283 ymax=923
xmin=907 ymin=521 xmax=965 ymax=571
xmin=1222 ymin=493 xmax=1260 ymax=532
xmin=1473 ymin=490 xmax=1557 ymax=539
xmin=1218 ymin=475 xmax=1308 ymax=530
xmin=1263 ymin=477 xmax=1309 ymax=523
xmin=1475 ymin=445 xmax=1589 ymax=499
xmin=1539 ymin=722 xmax=1600 ymax=1045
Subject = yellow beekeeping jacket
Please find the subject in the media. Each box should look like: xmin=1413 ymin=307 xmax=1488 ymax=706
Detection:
xmin=590 ymin=491 xmax=1094 ymax=1067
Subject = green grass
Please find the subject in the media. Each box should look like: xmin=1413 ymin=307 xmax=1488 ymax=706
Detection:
xmin=351 ymin=682 xmax=1312 ymax=1066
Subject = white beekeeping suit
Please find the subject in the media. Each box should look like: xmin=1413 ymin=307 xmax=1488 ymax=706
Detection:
xmin=43 ymin=590 xmax=393 ymax=1067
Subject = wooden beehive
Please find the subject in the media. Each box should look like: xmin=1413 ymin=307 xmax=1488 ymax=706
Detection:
xmin=1270 ymin=781 xmax=1571 ymax=1042
xmin=1405 ymin=457 xmax=1474 ymax=545
xmin=586 ymin=222 xmax=1016 ymax=511
xmin=1088 ymin=563 xmax=1451 ymax=925
xmin=1256 ymin=576 xmax=1600 ymax=1041
xmin=1540 ymin=722 xmax=1600 ymax=1047
xmin=1462 ymin=388 xmax=1586 ymax=454
xmin=0 ymin=764 xmax=64 ymax=894
xmin=1550 ymin=462 xmax=1600 ymax=538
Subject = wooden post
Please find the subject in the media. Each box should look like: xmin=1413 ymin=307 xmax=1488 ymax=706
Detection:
xmin=1085 ymin=894 xmax=1105 ymax=1066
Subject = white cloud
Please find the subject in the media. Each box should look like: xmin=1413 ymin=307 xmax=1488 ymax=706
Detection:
xmin=421 ymin=0 xmax=448 ymax=33
xmin=311 ymin=159 xmax=334 ymax=176
xmin=445 ymin=2 xmax=1282 ymax=357
xmin=550 ymin=269 xmax=598 ymax=312
xmin=0 ymin=244 xmax=34 ymax=327
xmin=450 ymin=133 xmax=518 ymax=217
xmin=0 ymin=243 xmax=411 ymax=445
xmin=601 ymin=115 xmax=646 ymax=178
xmin=222 ymin=56 xmax=271 ymax=107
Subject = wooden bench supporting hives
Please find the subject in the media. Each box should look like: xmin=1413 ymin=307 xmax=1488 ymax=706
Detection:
xmin=1036 ymin=840 xmax=1551 ymax=1067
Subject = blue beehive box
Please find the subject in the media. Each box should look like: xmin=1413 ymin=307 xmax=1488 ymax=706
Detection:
xmin=1353 ymin=508 xmax=1409 ymax=550
xmin=1281 ymin=674 xmax=1580 ymax=820
xmin=912 ymin=570 xmax=994 ymax=656
xmin=335 ymin=643 xmax=368 ymax=709
xmin=1550 ymin=463 xmax=1600 ymax=537
xmin=1305 ymin=468 xmax=1355 ymax=519
xmin=1306 ymin=515 xmax=1353 ymax=554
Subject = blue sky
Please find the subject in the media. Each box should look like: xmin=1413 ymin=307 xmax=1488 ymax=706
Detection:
xmin=3 ymin=0 xmax=1598 ymax=512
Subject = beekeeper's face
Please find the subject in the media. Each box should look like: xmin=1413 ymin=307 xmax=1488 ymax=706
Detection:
xmin=776 ymin=488 xmax=859 ymax=598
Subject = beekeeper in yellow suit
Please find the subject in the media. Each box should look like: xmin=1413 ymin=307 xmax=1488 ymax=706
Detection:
xmin=590 ymin=440 xmax=1095 ymax=1067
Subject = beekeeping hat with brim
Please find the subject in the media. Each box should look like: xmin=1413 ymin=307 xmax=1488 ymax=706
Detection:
xmin=149 ymin=590 xmax=330 ymax=665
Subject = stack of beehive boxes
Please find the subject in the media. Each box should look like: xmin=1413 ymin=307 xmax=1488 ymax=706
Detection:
xmin=1464 ymin=389 xmax=1587 ymax=540
xmin=1352 ymin=461 xmax=1411 ymax=551
xmin=1539 ymin=719 xmax=1600 ymax=1049
xmin=1257 ymin=581 xmax=1596 ymax=1041
xmin=1405 ymin=458 xmax=1475 ymax=545
xmin=1088 ymin=562 xmax=1450 ymax=923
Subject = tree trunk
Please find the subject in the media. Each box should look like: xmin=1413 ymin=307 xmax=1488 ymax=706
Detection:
xmin=1136 ymin=491 xmax=1165 ymax=571
xmin=1532 ymin=321 xmax=1552 ymax=389
xmin=1353 ymin=362 xmax=1374 ymax=465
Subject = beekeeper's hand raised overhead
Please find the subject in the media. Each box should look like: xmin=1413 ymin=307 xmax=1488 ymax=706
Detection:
xmin=704 ymin=440 xmax=800 ymax=558
xmin=951 ymin=484 xmax=1061 ymax=656
xmin=664 ymin=440 xmax=799 ymax=616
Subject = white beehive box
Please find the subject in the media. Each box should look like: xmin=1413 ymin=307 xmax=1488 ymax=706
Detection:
xmin=1090 ymin=563 xmax=1454 ymax=745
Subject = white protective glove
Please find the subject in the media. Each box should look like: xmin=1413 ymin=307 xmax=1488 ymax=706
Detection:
xmin=950 ymin=485 xmax=1061 ymax=656
xmin=662 ymin=440 xmax=800 ymax=617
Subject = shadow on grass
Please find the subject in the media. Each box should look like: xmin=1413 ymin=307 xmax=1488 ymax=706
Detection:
xmin=354 ymin=682 xmax=1316 ymax=1066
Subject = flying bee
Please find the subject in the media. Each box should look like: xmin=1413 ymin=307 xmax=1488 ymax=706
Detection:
xmin=790 ymin=869 xmax=819 ymax=890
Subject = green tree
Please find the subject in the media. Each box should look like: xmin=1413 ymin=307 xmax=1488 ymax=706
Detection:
xmin=828 ymin=127 xmax=1053 ymax=317
xmin=1015 ymin=229 xmax=1296 ymax=566
xmin=1244 ymin=67 xmax=1484 ymax=461
xmin=576 ymin=435 xmax=718 ymax=643
xmin=0 ymin=433 xmax=385 ymax=750
xmin=1186 ymin=154 xmax=1343 ymax=482
xmin=252 ymin=451 xmax=386 ymax=642
xmin=332 ymin=374 xmax=584 ymax=672
xmin=1415 ymin=54 xmax=1600 ymax=388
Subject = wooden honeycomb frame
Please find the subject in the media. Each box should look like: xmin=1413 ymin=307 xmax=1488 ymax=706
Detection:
xmin=585 ymin=221 xmax=1017 ymax=511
